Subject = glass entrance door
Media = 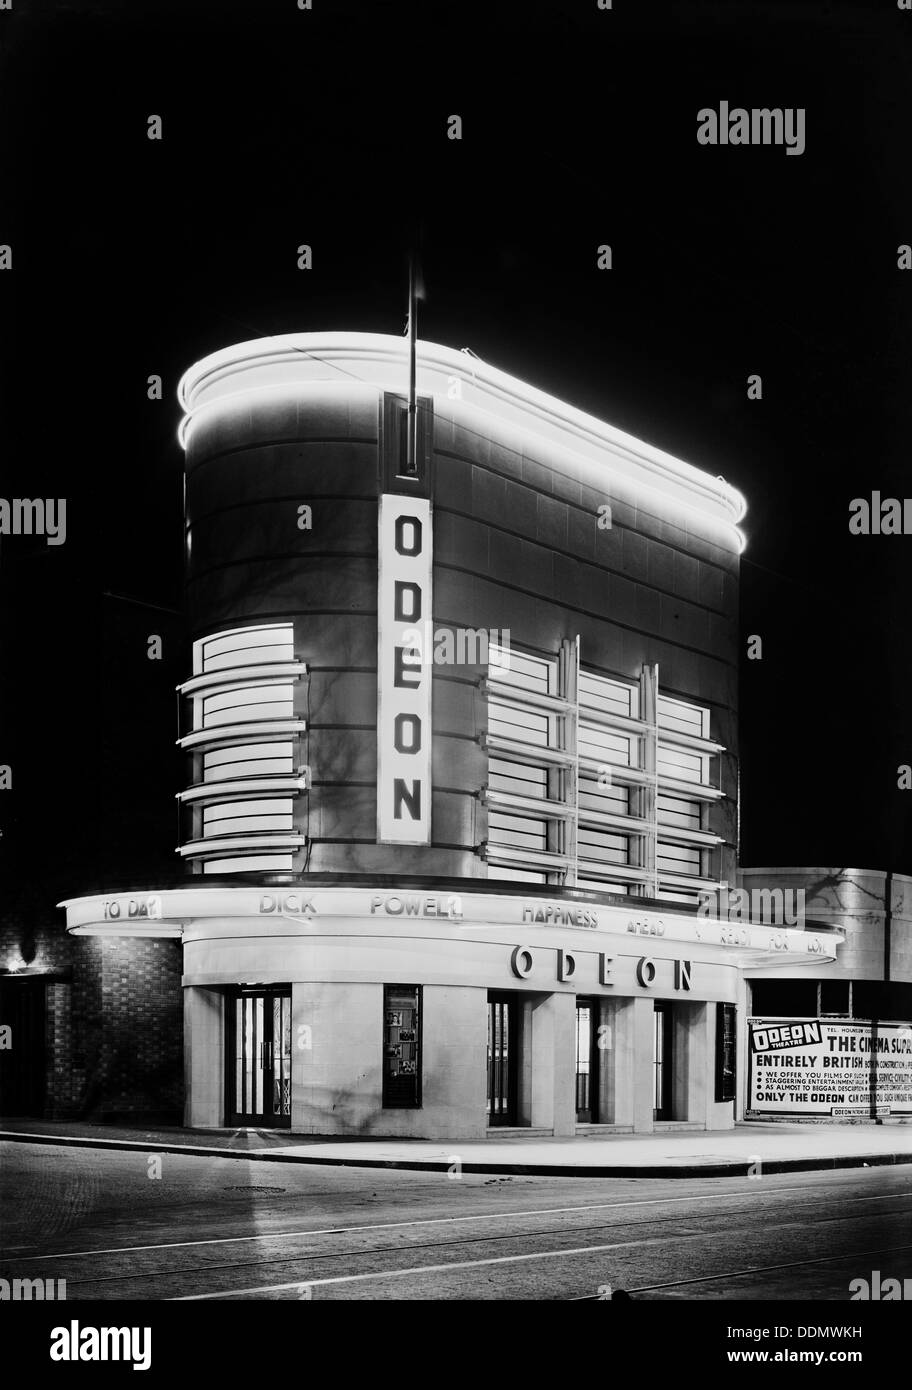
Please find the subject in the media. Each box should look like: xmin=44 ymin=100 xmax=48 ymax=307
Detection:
xmin=487 ymin=992 xmax=518 ymax=1126
xmin=575 ymin=998 xmax=599 ymax=1122
xmin=653 ymin=1002 xmax=673 ymax=1120
xmin=229 ymin=989 xmax=292 ymax=1128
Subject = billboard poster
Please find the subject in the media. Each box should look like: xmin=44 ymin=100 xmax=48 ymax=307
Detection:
xmin=748 ymin=1017 xmax=912 ymax=1117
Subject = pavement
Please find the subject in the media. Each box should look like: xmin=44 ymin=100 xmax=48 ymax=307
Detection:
xmin=2 ymin=1115 xmax=911 ymax=1177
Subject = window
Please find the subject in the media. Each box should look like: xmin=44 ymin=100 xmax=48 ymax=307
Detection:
xmin=204 ymin=742 xmax=295 ymax=783
xmin=655 ymin=694 xmax=715 ymax=902
xmin=852 ymin=981 xmax=912 ymax=1021
xmin=204 ymin=856 xmax=293 ymax=874
xmin=178 ymin=623 xmax=308 ymax=874
xmin=484 ymin=646 xmax=725 ymax=896
xmin=201 ymin=684 xmax=295 ymax=728
xmin=383 ymin=985 xmax=421 ymax=1108
xmin=715 ymin=1003 xmax=737 ymax=1102
xmin=484 ymin=645 xmax=572 ymax=883
xmin=197 ymin=625 xmax=295 ymax=672
xmin=654 ymin=1002 xmax=673 ymax=1119
xmin=820 ymin=980 xmax=850 ymax=1016
xmin=657 ymin=841 xmax=701 ymax=877
xmin=203 ymin=798 xmax=294 ymax=837
xmin=577 ymin=669 xmax=639 ymax=888
xmin=487 ymin=992 xmax=518 ymax=1125
xmin=750 ymin=979 xmax=818 ymax=1017
xmin=575 ymin=999 xmax=600 ymax=1123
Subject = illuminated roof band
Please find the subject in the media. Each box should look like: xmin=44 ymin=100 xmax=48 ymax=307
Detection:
xmin=178 ymin=332 xmax=748 ymax=549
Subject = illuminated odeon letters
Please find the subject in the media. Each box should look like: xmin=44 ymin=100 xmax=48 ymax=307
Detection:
xmin=377 ymin=496 xmax=433 ymax=843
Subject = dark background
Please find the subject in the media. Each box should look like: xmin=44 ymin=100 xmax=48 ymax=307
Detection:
xmin=1 ymin=0 xmax=910 ymax=908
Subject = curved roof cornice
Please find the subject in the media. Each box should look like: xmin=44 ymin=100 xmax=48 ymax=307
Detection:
xmin=178 ymin=332 xmax=747 ymax=546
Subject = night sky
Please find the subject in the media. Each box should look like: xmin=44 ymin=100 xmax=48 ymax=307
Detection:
xmin=2 ymin=0 xmax=911 ymax=907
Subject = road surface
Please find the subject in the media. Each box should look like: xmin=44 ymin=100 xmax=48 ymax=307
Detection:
xmin=1 ymin=1140 xmax=910 ymax=1301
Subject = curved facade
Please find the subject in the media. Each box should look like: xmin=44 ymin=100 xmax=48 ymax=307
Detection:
xmin=60 ymin=333 xmax=844 ymax=1138
xmin=742 ymin=866 xmax=912 ymax=1015
xmin=64 ymin=880 xmax=839 ymax=1138
xmin=177 ymin=332 xmax=746 ymax=886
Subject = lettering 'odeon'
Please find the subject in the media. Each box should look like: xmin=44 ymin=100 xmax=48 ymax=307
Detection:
xmin=377 ymin=496 xmax=432 ymax=843
xmin=59 ymin=332 xmax=845 ymax=1138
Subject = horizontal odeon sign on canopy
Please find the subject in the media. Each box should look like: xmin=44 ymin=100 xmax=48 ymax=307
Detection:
xmin=58 ymin=887 xmax=841 ymax=959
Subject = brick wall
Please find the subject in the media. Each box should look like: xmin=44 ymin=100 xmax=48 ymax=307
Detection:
xmin=1 ymin=889 xmax=183 ymax=1121
xmin=95 ymin=936 xmax=183 ymax=1119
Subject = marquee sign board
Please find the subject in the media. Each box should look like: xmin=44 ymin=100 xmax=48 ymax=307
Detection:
xmin=377 ymin=495 xmax=433 ymax=844
xmin=62 ymin=888 xmax=843 ymax=962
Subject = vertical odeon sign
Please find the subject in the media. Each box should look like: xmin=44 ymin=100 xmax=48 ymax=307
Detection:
xmin=377 ymin=495 xmax=432 ymax=844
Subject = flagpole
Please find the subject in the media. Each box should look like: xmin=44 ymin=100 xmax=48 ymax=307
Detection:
xmin=406 ymin=252 xmax=417 ymax=475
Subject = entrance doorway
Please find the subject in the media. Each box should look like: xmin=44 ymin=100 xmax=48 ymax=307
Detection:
xmin=575 ymin=998 xmax=600 ymax=1123
xmin=486 ymin=992 xmax=518 ymax=1126
xmin=228 ymin=989 xmax=292 ymax=1128
xmin=653 ymin=1001 xmax=673 ymax=1120
xmin=0 ymin=977 xmax=46 ymax=1117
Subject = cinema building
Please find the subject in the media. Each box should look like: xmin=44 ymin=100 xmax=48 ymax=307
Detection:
xmin=58 ymin=332 xmax=842 ymax=1138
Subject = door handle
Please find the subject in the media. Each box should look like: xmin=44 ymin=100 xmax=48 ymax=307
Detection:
xmin=260 ymin=1041 xmax=273 ymax=1069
